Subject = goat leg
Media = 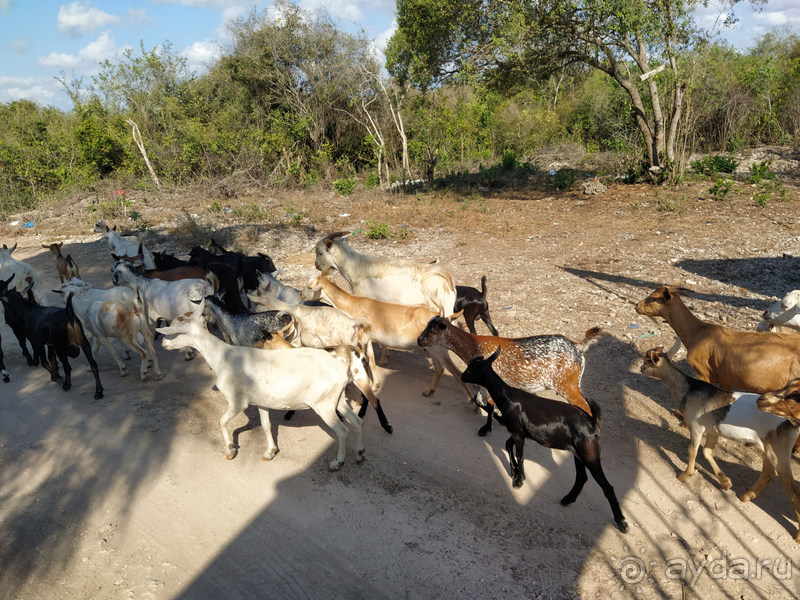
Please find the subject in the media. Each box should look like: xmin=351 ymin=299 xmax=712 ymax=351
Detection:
xmin=584 ymin=456 xmax=629 ymax=534
xmin=561 ymin=455 xmax=589 ymax=506
xmin=358 ymin=391 xmax=392 ymax=434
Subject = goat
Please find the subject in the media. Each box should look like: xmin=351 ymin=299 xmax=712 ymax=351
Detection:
xmin=113 ymin=244 xmax=207 ymax=282
xmin=153 ymin=251 xmax=192 ymax=270
xmin=454 ymin=275 xmax=499 ymax=336
xmin=0 ymin=274 xmax=103 ymax=399
xmin=0 ymin=332 xmax=9 ymax=382
xmin=641 ymin=348 xmax=800 ymax=542
xmin=314 ymin=231 xmax=457 ymax=317
xmin=111 ymin=261 xmax=212 ymax=360
xmin=635 ymin=286 xmax=800 ymax=394
xmin=196 ymin=294 xmax=294 ymax=347
xmin=300 ymin=276 xmax=478 ymax=404
xmin=189 ymin=243 xmax=275 ymax=291
xmin=255 ymin=270 xmax=304 ymax=305
xmin=42 ymin=243 xmax=80 ymax=283
xmin=202 ymin=261 xmax=249 ymax=313
xmin=418 ymin=315 xmax=602 ymax=435
xmin=53 ymin=284 xmax=161 ymax=381
xmin=157 ymin=300 xmax=365 ymax=470
xmin=761 ymin=290 xmax=800 ymax=333
xmin=461 ymin=346 xmax=628 ymax=533
xmin=0 ymin=243 xmax=50 ymax=305
xmin=94 ymin=220 xmax=156 ymax=269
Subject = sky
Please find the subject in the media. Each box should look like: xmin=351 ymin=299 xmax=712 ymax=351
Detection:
xmin=0 ymin=0 xmax=798 ymax=111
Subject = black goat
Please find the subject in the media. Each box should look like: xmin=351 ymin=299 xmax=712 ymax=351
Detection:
xmin=189 ymin=242 xmax=276 ymax=291
xmin=153 ymin=251 xmax=192 ymax=270
xmin=0 ymin=274 xmax=103 ymax=399
xmin=461 ymin=346 xmax=628 ymax=533
xmin=454 ymin=275 xmax=499 ymax=336
xmin=2 ymin=276 xmax=37 ymax=366
xmin=0 ymin=332 xmax=9 ymax=382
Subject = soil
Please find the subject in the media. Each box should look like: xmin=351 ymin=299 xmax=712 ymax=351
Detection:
xmin=2 ymin=154 xmax=800 ymax=600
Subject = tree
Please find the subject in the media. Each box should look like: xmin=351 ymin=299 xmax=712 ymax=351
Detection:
xmin=387 ymin=0 xmax=764 ymax=172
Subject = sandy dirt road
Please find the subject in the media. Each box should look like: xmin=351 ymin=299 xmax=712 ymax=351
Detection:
xmin=2 ymin=188 xmax=800 ymax=600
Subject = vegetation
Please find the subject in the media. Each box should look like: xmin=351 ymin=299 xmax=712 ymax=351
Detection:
xmin=1 ymin=1 xmax=798 ymax=213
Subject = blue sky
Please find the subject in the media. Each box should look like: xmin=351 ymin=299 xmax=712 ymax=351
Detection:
xmin=0 ymin=0 xmax=797 ymax=111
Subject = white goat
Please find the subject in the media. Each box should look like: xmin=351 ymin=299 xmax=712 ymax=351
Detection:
xmin=112 ymin=261 xmax=211 ymax=360
xmin=761 ymin=290 xmax=800 ymax=333
xmin=0 ymin=243 xmax=49 ymax=305
xmin=157 ymin=301 xmax=365 ymax=470
xmin=248 ymin=291 xmax=372 ymax=356
xmin=314 ymin=232 xmax=456 ymax=316
xmin=255 ymin=270 xmax=304 ymax=305
xmin=53 ymin=285 xmax=162 ymax=380
xmin=94 ymin=221 xmax=156 ymax=269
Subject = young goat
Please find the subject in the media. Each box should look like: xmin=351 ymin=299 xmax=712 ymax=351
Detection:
xmin=42 ymin=242 xmax=80 ymax=283
xmin=418 ymin=315 xmax=602 ymax=435
xmin=157 ymin=301 xmax=364 ymax=470
xmin=196 ymin=294 xmax=294 ymax=347
xmin=760 ymin=290 xmax=800 ymax=333
xmin=454 ymin=275 xmax=499 ymax=336
xmin=461 ymin=346 xmax=628 ymax=533
xmin=641 ymin=348 xmax=800 ymax=542
xmin=0 ymin=275 xmax=103 ymax=399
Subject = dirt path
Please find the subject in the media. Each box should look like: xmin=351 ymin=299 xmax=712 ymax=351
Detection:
xmin=2 ymin=183 xmax=800 ymax=600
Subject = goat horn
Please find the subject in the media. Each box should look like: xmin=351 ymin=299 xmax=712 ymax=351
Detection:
xmin=488 ymin=345 xmax=502 ymax=362
xmin=323 ymin=231 xmax=349 ymax=241
xmin=664 ymin=337 xmax=681 ymax=359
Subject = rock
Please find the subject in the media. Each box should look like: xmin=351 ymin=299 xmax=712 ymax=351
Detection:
xmin=583 ymin=180 xmax=607 ymax=195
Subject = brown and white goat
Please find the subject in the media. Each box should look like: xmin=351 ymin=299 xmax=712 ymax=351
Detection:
xmin=42 ymin=243 xmax=80 ymax=283
xmin=300 ymin=276 xmax=479 ymax=403
xmin=641 ymin=348 xmax=800 ymax=542
xmin=418 ymin=315 xmax=602 ymax=434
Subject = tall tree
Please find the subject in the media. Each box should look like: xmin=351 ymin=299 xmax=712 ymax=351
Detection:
xmin=387 ymin=0 xmax=763 ymax=171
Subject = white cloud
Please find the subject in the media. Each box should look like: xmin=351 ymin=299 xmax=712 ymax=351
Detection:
xmin=152 ymin=0 xmax=237 ymax=7
xmin=38 ymin=31 xmax=129 ymax=69
xmin=183 ymin=40 xmax=220 ymax=67
xmin=299 ymin=0 xmax=363 ymax=23
xmin=0 ymin=0 xmax=11 ymax=15
xmin=127 ymin=8 xmax=150 ymax=24
xmin=9 ymin=36 xmax=32 ymax=55
xmin=373 ymin=19 xmax=396 ymax=53
xmin=0 ymin=76 xmax=59 ymax=104
xmin=57 ymin=1 xmax=121 ymax=37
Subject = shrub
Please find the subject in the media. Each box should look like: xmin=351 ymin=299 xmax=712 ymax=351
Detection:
xmin=365 ymin=219 xmax=391 ymax=239
xmin=501 ymin=149 xmax=518 ymax=171
xmin=748 ymin=160 xmax=777 ymax=185
xmin=334 ymin=177 xmax=357 ymax=196
xmin=691 ymin=155 xmax=738 ymax=175
xmin=708 ymin=177 xmax=735 ymax=200
xmin=551 ymin=168 xmax=577 ymax=190
xmin=365 ymin=172 xmax=381 ymax=190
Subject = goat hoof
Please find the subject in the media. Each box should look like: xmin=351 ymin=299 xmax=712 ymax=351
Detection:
xmin=677 ymin=471 xmax=691 ymax=483
xmin=421 ymin=389 xmax=433 ymax=397
xmin=382 ymin=424 xmax=393 ymax=434
xmin=512 ymin=478 xmax=524 ymax=489
xmin=739 ymin=492 xmax=755 ymax=502
xmin=356 ymin=450 xmax=365 ymax=463
xmin=477 ymin=426 xmax=490 ymax=437
xmin=720 ymin=477 xmax=732 ymax=490
xmin=94 ymin=391 xmax=103 ymax=400
xmin=2 ymin=374 xmax=10 ymax=383
xmin=61 ymin=383 xmax=71 ymax=391
xmin=617 ymin=519 xmax=630 ymax=534
xmin=226 ymin=451 xmax=236 ymax=460
xmin=119 ymin=369 xmax=128 ymax=377
xmin=329 ymin=460 xmax=344 ymax=471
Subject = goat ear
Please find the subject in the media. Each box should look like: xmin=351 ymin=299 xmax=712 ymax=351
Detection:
xmin=436 ymin=320 xmax=447 ymax=331
xmin=52 ymin=289 xmax=64 ymax=294
xmin=9 ymin=242 xmax=17 ymax=253
xmin=112 ymin=225 xmax=117 ymax=231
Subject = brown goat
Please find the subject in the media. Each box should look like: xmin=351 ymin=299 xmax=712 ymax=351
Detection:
xmin=636 ymin=287 xmax=800 ymax=393
xmin=42 ymin=242 xmax=80 ymax=283
xmin=417 ymin=316 xmax=602 ymax=434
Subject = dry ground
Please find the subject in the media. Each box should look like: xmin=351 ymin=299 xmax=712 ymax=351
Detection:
xmin=2 ymin=162 xmax=800 ymax=600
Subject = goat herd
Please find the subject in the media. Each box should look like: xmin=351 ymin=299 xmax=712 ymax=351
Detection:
xmin=2 ymin=224 xmax=800 ymax=542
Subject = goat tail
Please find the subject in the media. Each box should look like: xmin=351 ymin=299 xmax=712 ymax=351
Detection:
xmin=576 ymin=326 xmax=605 ymax=352
xmin=587 ymin=399 xmax=601 ymax=430
xmin=480 ymin=275 xmax=488 ymax=297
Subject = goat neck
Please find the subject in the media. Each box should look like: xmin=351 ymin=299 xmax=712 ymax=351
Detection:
xmin=638 ymin=289 xmax=709 ymax=347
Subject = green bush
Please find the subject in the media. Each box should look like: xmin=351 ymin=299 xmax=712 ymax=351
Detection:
xmin=365 ymin=172 xmax=381 ymax=190
xmin=365 ymin=219 xmax=391 ymax=239
xmin=479 ymin=164 xmax=502 ymax=186
xmin=334 ymin=177 xmax=358 ymax=196
xmin=551 ymin=168 xmax=577 ymax=190
xmin=708 ymin=177 xmax=735 ymax=199
xmin=748 ymin=160 xmax=777 ymax=184
xmin=691 ymin=155 xmax=738 ymax=175
xmin=501 ymin=149 xmax=518 ymax=171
